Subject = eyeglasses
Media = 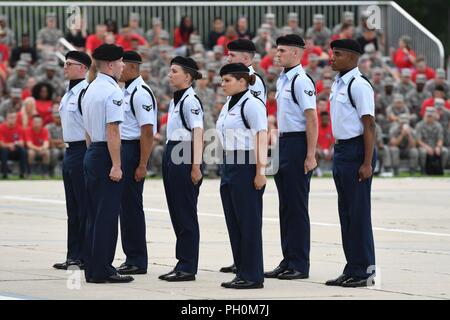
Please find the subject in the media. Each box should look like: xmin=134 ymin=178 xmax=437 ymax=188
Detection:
xmin=64 ymin=61 xmax=83 ymax=67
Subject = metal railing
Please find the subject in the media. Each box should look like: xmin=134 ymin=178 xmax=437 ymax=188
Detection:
xmin=0 ymin=1 xmax=444 ymax=68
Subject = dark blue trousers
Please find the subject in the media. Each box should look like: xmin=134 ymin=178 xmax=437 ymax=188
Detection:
xmin=83 ymin=142 xmax=124 ymax=281
xmin=274 ymin=134 xmax=312 ymax=274
xmin=220 ymin=150 xmax=264 ymax=283
xmin=162 ymin=141 xmax=201 ymax=274
xmin=62 ymin=142 xmax=87 ymax=262
xmin=120 ymin=140 xmax=147 ymax=270
xmin=1 ymin=146 xmax=27 ymax=176
xmin=333 ymin=137 xmax=377 ymax=279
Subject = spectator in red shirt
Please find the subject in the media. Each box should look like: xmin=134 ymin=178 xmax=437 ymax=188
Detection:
xmin=316 ymin=111 xmax=334 ymax=175
xmin=260 ymin=46 xmax=277 ymax=73
xmin=0 ymin=110 xmax=27 ymax=178
xmin=85 ymin=24 xmax=107 ymax=55
xmin=301 ymin=37 xmax=327 ymax=66
xmin=32 ymin=83 xmax=54 ymax=125
xmin=174 ymin=16 xmax=194 ymax=48
xmin=267 ymin=114 xmax=278 ymax=157
xmin=330 ymin=23 xmax=353 ymax=42
xmin=392 ymin=35 xmax=416 ymax=70
xmin=412 ymin=56 xmax=436 ymax=82
xmin=25 ymin=115 xmax=50 ymax=175
xmin=0 ymin=28 xmax=10 ymax=64
xmin=115 ymin=27 xmax=147 ymax=51
xmin=266 ymin=90 xmax=277 ymax=116
xmin=217 ymin=25 xmax=238 ymax=56
xmin=420 ymin=85 xmax=450 ymax=117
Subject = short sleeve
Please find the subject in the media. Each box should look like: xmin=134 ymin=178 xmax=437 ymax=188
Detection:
xmin=133 ymin=88 xmax=157 ymax=128
xmin=244 ymin=98 xmax=268 ymax=132
xmin=352 ymin=80 xmax=375 ymax=118
xmin=250 ymin=76 xmax=267 ymax=104
xmin=106 ymin=90 xmax=124 ymax=124
xmin=184 ymin=97 xmax=203 ymax=129
xmin=294 ymin=75 xmax=316 ymax=111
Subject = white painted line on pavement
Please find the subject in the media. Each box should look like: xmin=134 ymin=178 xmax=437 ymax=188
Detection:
xmin=2 ymin=195 xmax=450 ymax=238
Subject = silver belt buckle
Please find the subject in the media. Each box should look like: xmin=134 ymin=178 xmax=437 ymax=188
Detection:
xmin=65 ymin=142 xmax=70 ymax=148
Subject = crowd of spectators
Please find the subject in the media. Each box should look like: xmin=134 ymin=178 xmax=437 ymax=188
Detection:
xmin=1 ymin=10 xmax=449 ymax=179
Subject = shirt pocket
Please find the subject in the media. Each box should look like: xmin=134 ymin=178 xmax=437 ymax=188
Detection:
xmin=282 ymin=90 xmax=292 ymax=100
xmin=336 ymin=92 xmax=349 ymax=104
xmin=67 ymin=102 xmax=79 ymax=112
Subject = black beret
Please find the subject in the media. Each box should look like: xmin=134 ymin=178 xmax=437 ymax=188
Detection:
xmin=65 ymin=50 xmax=92 ymax=68
xmin=123 ymin=51 xmax=142 ymax=64
xmin=330 ymin=39 xmax=363 ymax=55
xmin=171 ymin=56 xmax=202 ymax=80
xmin=92 ymin=44 xmax=124 ymax=61
xmin=276 ymin=34 xmax=305 ymax=48
xmin=219 ymin=63 xmax=249 ymax=77
xmin=227 ymin=39 xmax=256 ymax=53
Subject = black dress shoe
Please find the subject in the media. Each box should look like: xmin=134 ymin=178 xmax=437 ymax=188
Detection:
xmin=219 ymin=263 xmax=237 ymax=274
xmin=163 ymin=271 xmax=195 ymax=282
xmin=277 ymin=269 xmax=309 ymax=280
xmin=88 ymin=274 xmax=134 ymax=283
xmin=221 ymin=276 xmax=241 ymax=288
xmin=264 ymin=266 xmax=287 ymax=278
xmin=341 ymin=277 xmax=374 ymax=288
xmin=117 ymin=264 xmax=147 ymax=275
xmin=158 ymin=269 xmax=176 ymax=280
xmin=53 ymin=260 xmax=84 ymax=270
xmin=325 ymin=274 xmax=352 ymax=286
xmin=226 ymin=279 xmax=264 ymax=289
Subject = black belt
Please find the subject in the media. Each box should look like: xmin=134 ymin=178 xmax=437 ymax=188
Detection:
xmin=121 ymin=139 xmax=140 ymax=145
xmin=90 ymin=142 xmax=107 ymax=147
xmin=335 ymin=135 xmax=364 ymax=145
xmin=279 ymin=131 xmax=306 ymax=138
xmin=65 ymin=141 xmax=86 ymax=148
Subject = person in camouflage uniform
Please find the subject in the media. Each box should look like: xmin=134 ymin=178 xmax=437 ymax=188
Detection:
xmin=395 ymin=68 xmax=415 ymax=96
xmin=406 ymin=74 xmax=431 ymax=124
xmin=282 ymin=12 xmax=304 ymax=37
xmin=0 ymin=14 xmax=15 ymax=47
xmin=387 ymin=94 xmax=412 ymax=126
xmin=425 ymin=68 xmax=450 ymax=97
xmin=306 ymin=14 xmax=331 ymax=49
xmin=36 ymin=61 xmax=65 ymax=97
xmin=6 ymin=61 xmax=29 ymax=91
xmin=46 ymin=110 xmax=64 ymax=177
xmin=377 ymin=77 xmax=396 ymax=133
xmin=332 ymin=11 xmax=354 ymax=35
xmin=416 ymin=107 xmax=449 ymax=171
xmin=0 ymin=88 xmax=23 ymax=122
xmin=375 ymin=122 xmax=392 ymax=174
xmin=36 ymin=12 xmax=63 ymax=53
xmin=388 ymin=113 xmax=419 ymax=175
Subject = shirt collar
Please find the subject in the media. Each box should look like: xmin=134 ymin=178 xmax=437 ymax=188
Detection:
xmin=97 ymin=72 xmax=119 ymax=87
xmin=248 ymin=65 xmax=255 ymax=75
xmin=281 ymin=64 xmax=303 ymax=81
xmin=125 ymin=76 xmax=142 ymax=94
xmin=173 ymin=86 xmax=194 ymax=106
xmin=335 ymin=67 xmax=360 ymax=85
xmin=225 ymin=89 xmax=252 ymax=111
xmin=70 ymin=79 xmax=87 ymax=95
